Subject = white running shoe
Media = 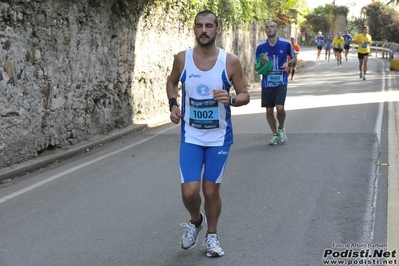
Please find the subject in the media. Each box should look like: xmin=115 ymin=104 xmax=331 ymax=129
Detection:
xmin=363 ymin=75 xmax=366 ymax=80
xmin=180 ymin=213 xmax=207 ymax=250
xmin=203 ymin=233 xmax=224 ymax=257
xmin=359 ymin=72 xmax=362 ymax=78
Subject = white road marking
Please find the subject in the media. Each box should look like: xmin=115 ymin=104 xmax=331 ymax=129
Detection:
xmin=387 ymin=71 xmax=399 ymax=250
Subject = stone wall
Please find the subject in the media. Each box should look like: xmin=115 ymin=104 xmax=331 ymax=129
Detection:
xmin=0 ymin=0 xmax=263 ymax=169
xmin=334 ymin=14 xmax=347 ymax=34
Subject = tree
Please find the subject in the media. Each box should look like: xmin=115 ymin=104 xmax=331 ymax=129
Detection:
xmin=301 ymin=4 xmax=349 ymax=34
xmin=302 ymin=4 xmax=336 ymax=34
xmin=361 ymin=1 xmax=399 ymax=42
xmin=346 ymin=17 xmax=366 ymax=35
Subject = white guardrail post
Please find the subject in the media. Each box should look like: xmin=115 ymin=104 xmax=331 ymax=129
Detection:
xmin=351 ymin=41 xmax=399 ymax=61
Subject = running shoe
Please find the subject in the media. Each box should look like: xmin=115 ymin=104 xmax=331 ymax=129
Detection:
xmin=203 ymin=233 xmax=224 ymax=257
xmin=359 ymin=72 xmax=362 ymax=78
xmin=278 ymin=128 xmax=288 ymax=144
xmin=269 ymin=134 xmax=280 ymax=145
xmin=363 ymin=75 xmax=366 ymax=80
xmin=180 ymin=213 xmax=207 ymax=250
xmin=346 ymin=57 xmax=348 ymax=61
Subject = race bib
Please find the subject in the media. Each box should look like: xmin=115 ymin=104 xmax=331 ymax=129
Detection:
xmin=267 ymin=71 xmax=284 ymax=87
xmin=189 ymin=98 xmax=219 ymax=129
xmin=362 ymin=42 xmax=368 ymax=48
xmin=337 ymin=44 xmax=341 ymax=49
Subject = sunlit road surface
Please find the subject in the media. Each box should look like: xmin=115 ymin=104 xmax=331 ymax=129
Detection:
xmin=232 ymin=47 xmax=399 ymax=264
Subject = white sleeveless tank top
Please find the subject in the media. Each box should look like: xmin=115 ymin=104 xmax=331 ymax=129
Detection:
xmin=179 ymin=47 xmax=233 ymax=146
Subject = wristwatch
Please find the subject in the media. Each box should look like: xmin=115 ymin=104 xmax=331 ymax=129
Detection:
xmin=230 ymin=96 xmax=237 ymax=106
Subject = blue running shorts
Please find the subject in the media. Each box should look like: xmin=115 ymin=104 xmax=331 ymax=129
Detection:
xmin=179 ymin=142 xmax=231 ymax=184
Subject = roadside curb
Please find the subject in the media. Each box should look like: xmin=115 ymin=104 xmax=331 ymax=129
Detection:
xmin=387 ymin=70 xmax=399 ymax=251
xmin=0 ymin=114 xmax=171 ymax=183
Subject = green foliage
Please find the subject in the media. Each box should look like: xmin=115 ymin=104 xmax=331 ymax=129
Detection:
xmin=303 ymin=4 xmax=334 ymax=34
xmin=304 ymin=14 xmax=331 ymax=34
xmin=346 ymin=17 xmax=366 ymax=35
xmin=146 ymin=0 xmax=304 ymax=27
xmin=333 ymin=6 xmax=349 ymax=17
xmin=312 ymin=4 xmax=333 ymax=16
xmin=302 ymin=4 xmax=349 ymax=35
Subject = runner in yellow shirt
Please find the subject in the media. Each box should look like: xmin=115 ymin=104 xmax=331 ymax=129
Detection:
xmin=351 ymin=25 xmax=372 ymax=80
xmin=332 ymin=32 xmax=345 ymax=65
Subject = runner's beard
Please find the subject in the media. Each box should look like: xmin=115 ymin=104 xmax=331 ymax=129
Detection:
xmin=197 ymin=35 xmax=216 ymax=47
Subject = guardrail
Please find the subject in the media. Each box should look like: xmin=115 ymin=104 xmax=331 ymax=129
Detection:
xmin=351 ymin=41 xmax=399 ymax=60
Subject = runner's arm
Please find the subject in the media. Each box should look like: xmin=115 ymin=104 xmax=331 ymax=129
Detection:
xmin=166 ymin=51 xmax=185 ymax=124
xmin=227 ymin=53 xmax=250 ymax=107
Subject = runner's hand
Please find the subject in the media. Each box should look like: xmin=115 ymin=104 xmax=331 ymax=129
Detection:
xmin=170 ymin=106 xmax=181 ymax=124
xmin=261 ymin=54 xmax=269 ymax=65
xmin=213 ymin=89 xmax=230 ymax=105
xmin=281 ymin=62 xmax=290 ymax=73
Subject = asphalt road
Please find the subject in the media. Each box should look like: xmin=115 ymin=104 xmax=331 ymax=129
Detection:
xmin=0 ymin=48 xmax=398 ymax=266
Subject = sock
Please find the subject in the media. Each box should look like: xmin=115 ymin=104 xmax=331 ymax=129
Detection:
xmin=190 ymin=215 xmax=203 ymax=228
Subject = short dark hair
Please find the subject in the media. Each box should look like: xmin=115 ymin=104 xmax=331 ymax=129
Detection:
xmin=195 ymin=10 xmax=219 ymax=27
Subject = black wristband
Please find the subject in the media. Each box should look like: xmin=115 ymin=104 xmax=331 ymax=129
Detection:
xmin=169 ymin=98 xmax=178 ymax=111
